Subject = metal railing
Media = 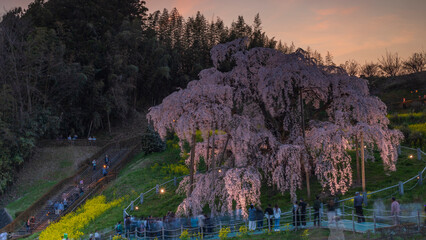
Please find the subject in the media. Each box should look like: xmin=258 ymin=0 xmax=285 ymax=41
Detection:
xmin=80 ymin=146 xmax=426 ymax=239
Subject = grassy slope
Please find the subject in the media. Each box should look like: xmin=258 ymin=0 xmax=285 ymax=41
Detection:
xmin=79 ymin=145 xmax=186 ymax=235
xmin=73 ymin=145 xmax=426 ymax=237
xmin=3 ymin=146 xmax=99 ymax=219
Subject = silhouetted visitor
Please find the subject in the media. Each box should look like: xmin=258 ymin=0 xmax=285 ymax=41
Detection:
xmin=354 ymin=192 xmax=365 ymax=223
xmin=313 ymin=195 xmax=321 ymax=227
xmin=264 ymin=204 xmax=274 ymax=230
xmin=273 ymin=204 xmax=281 ymax=231
xmin=299 ymin=198 xmax=307 ymax=226
xmin=391 ymin=197 xmax=400 ymax=225
xmin=248 ymin=204 xmax=256 ymax=231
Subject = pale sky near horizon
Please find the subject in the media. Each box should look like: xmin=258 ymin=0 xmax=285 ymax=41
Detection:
xmin=1 ymin=0 xmax=425 ymax=65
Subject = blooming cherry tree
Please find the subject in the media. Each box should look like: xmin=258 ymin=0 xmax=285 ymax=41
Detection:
xmin=148 ymin=38 xmax=403 ymax=217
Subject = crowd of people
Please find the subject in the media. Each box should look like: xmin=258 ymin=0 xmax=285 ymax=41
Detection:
xmin=110 ymin=192 xmax=407 ymax=238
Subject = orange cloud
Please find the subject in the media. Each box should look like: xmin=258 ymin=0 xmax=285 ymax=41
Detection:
xmin=315 ymin=7 xmax=358 ymax=19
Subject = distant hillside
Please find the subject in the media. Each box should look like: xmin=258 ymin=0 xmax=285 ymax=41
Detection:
xmin=368 ymin=71 xmax=426 ymax=113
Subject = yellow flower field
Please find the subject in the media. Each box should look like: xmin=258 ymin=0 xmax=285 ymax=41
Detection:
xmin=39 ymin=195 xmax=122 ymax=240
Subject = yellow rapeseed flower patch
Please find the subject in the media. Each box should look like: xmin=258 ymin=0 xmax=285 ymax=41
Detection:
xmin=408 ymin=122 xmax=426 ymax=135
xmin=40 ymin=195 xmax=122 ymax=240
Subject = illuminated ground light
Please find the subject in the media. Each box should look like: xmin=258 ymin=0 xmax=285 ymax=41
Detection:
xmin=160 ymin=188 xmax=165 ymax=194
xmin=409 ymin=155 xmax=413 ymax=159
xmin=135 ymin=206 xmax=139 ymax=210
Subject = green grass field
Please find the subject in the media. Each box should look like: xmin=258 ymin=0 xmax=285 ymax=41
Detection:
xmin=73 ymin=143 xmax=426 ymax=238
xmin=3 ymin=146 xmax=99 ymax=219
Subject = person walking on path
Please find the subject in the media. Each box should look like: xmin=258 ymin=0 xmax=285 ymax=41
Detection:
xmin=354 ymin=192 xmax=365 ymax=223
xmin=273 ymin=204 xmax=281 ymax=231
xmin=115 ymin=221 xmax=123 ymax=235
xmin=299 ymin=198 xmax=307 ymax=226
xmin=104 ymin=155 xmax=110 ymax=166
xmin=264 ymin=204 xmax=274 ymax=231
xmin=390 ymin=197 xmax=400 ymax=225
xmin=102 ymin=166 xmax=108 ymax=176
xmin=94 ymin=229 xmax=101 ymax=240
xmin=92 ymin=159 xmax=96 ymax=171
xmin=313 ymin=196 xmax=321 ymax=227
xmin=248 ymin=204 xmax=256 ymax=231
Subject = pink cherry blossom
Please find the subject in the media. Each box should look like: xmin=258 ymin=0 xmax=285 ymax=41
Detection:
xmin=148 ymin=38 xmax=403 ymax=217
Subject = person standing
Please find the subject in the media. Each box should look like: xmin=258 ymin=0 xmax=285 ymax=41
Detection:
xmin=328 ymin=198 xmax=336 ymax=224
xmin=299 ymin=198 xmax=307 ymax=226
xmin=93 ymin=229 xmax=100 ymax=240
xmin=102 ymin=166 xmax=108 ymax=176
xmin=354 ymin=192 xmax=365 ymax=223
xmin=313 ymin=196 xmax=321 ymax=227
xmin=125 ymin=216 xmax=131 ymax=237
xmin=390 ymin=197 xmax=400 ymax=225
xmin=292 ymin=201 xmax=300 ymax=227
xmin=58 ymin=202 xmax=64 ymax=215
xmin=116 ymin=221 xmax=123 ymax=235
xmin=264 ymin=204 xmax=274 ymax=231
xmin=248 ymin=204 xmax=256 ymax=231
xmin=105 ymin=155 xmax=110 ymax=166
xmin=92 ymin=159 xmax=96 ymax=171
xmin=273 ymin=204 xmax=281 ymax=231
xmin=255 ymin=206 xmax=264 ymax=229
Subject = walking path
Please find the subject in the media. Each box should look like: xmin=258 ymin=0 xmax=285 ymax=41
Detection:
xmin=7 ymin=147 xmax=131 ymax=238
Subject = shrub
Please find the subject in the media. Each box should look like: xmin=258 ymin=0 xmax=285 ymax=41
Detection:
xmin=179 ymin=229 xmax=190 ymax=240
xmin=219 ymin=227 xmax=231 ymax=239
xmin=141 ymin=125 xmax=166 ymax=154
xmin=39 ymin=195 xmax=122 ymax=240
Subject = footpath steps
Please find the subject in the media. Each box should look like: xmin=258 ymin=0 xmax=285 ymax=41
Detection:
xmin=8 ymin=147 xmax=132 ymax=237
xmin=0 ymin=209 xmax=12 ymax=230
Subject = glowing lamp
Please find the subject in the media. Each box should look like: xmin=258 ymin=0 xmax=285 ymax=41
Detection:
xmin=160 ymin=188 xmax=165 ymax=194
xmin=409 ymin=155 xmax=413 ymax=159
xmin=103 ymin=165 xmax=106 ymax=168
xmin=135 ymin=206 xmax=139 ymax=210
xmin=218 ymin=169 xmax=222 ymax=173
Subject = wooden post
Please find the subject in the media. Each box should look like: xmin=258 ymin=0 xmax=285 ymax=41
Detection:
xmin=373 ymin=213 xmax=376 ymax=232
xmin=309 ymin=208 xmax=312 ymax=225
xmin=352 ymin=210 xmax=355 ymax=233
xmin=419 ymin=172 xmax=423 ymax=185
xmin=417 ymin=211 xmax=421 ymax=232
xmin=398 ymin=181 xmax=404 ymax=195
xmin=162 ymin=226 xmax=165 ymax=240
xmin=417 ymin=148 xmax=422 ymax=161
xmin=397 ymin=145 xmax=401 ymax=155
xmin=268 ymin=216 xmax=271 ymax=232
xmin=356 ymin=136 xmax=360 ymax=185
xmin=189 ymin=131 xmax=196 ymax=195
xmin=361 ymin=134 xmax=366 ymax=193
xmin=140 ymin=193 xmax=144 ymax=204
xmin=342 ymin=202 xmax=345 ymax=216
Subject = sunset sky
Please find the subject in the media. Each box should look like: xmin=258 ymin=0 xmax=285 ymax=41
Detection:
xmin=1 ymin=0 xmax=425 ymax=64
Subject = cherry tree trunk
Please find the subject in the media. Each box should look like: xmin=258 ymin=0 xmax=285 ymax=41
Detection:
xmin=189 ymin=132 xmax=196 ymax=195
xmin=361 ymin=134 xmax=366 ymax=193
xmin=356 ymin=136 xmax=360 ymax=185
